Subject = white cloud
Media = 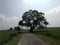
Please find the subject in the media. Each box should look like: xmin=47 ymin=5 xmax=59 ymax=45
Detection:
xmin=0 ymin=15 xmax=5 ymax=21
xmin=22 ymin=0 xmax=49 ymax=4
xmin=22 ymin=0 xmax=32 ymax=4
xmin=45 ymin=6 xmax=60 ymax=27
xmin=0 ymin=14 xmax=20 ymax=30
xmin=46 ymin=6 xmax=60 ymax=14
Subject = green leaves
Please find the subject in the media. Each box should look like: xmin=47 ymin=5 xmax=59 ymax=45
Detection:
xmin=18 ymin=10 xmax=49 ymax=31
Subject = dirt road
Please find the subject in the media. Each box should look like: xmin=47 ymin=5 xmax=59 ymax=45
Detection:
xmin=17 ymin=33 xmax=48 ymax=45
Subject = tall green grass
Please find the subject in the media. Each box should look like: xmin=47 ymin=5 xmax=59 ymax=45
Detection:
xmin=0 ymin=30 xmax=21 ymax=45
xmin=0 ymin=31 xmax=11 ymax=44
xmin=47 ymin=29 xmax=60 ymax=39
xmin=33 ymin=28 xmax=60 ymax=39
xmin=3 ymin=34 xmax=22 ymax=45
xmin=33 ymin=28 xmax=60 ymax=45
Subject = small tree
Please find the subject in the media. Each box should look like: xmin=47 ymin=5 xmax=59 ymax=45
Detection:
xmin=9 ymin=27 xmax=13 ymax=31
xmin=18 ymin=10 xmax=48 ymax=32
xmin=14 ymin=26 xmax=20 ymax=32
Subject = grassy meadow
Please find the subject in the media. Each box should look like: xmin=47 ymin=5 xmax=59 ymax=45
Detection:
xmin=33 ymin=28 xmax=60 ymax=45
xmin=0 ymin=30 xmax=22 ymax=45
xmin=0 ymin=28 xmax=60 ymax=45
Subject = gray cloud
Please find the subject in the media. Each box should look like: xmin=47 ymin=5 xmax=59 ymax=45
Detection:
xmin=0 ymin=15 xmax=5 ymax=21
xmin=0 ymin=0 xmax=60 ymax=29
xmin=45 ymin=6 xmax=60 ymax=27
xmin=0 ymin=14 xmax=20 ymax=30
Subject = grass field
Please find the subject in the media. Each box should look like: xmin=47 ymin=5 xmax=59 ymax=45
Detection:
xmin=3 ymin=34 xmax=22 ymax=45
xmin=0 ymin=30 xmax=22 ymax=45
xmin=33 ymin=28 xmax=60 ymax=45
xmin=0 ymin=31 xmax=11 ymax=45
xmin=0 ymin=28 xmax=60 ymax=45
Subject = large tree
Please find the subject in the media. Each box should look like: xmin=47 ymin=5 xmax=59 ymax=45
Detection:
xmin=18 ymin=10 xmax=48 ymax=32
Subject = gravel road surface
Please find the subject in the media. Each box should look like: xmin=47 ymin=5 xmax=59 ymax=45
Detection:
xmin=17 ymin=33 xmax=48 ymax=45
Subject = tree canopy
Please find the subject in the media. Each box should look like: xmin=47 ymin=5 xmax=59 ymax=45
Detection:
xmin=18 ymin=10 xmax=49 ymax=32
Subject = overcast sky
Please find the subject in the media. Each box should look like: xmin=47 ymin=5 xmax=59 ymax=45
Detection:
xmin=0 ymin=0 xmax=60 ymax=30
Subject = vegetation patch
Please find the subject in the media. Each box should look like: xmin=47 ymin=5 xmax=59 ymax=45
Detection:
xmin=33 ymin=28 xmax=60 ymax=45
xmin=3 ymin=34 xmax=22 ymax=45
xmin=35 ymin=34 xmax=60 ymax=45
xmin=0 ymin=30 xmax=22 ymax=45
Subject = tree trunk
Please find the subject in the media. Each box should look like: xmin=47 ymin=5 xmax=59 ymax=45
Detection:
xmin=30 ymin=26 xmax=35 ymax=32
